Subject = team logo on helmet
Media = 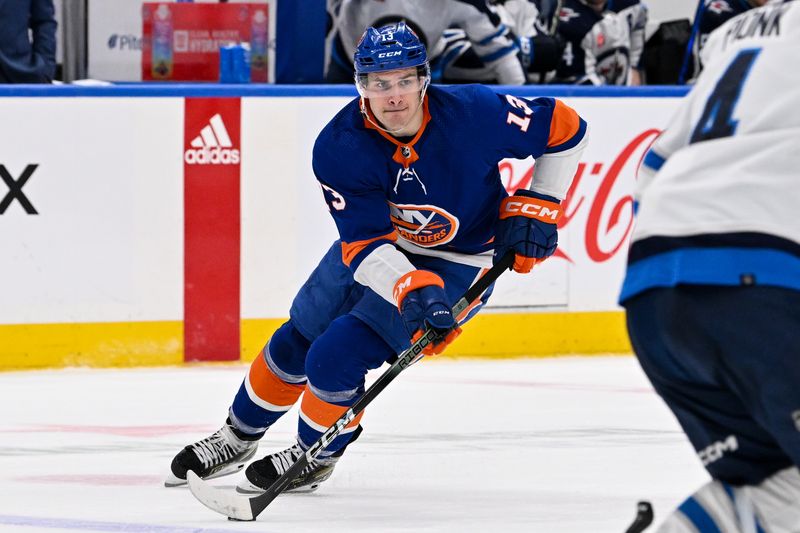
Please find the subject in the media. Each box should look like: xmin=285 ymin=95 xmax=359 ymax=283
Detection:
xmin=389 ymin=202 xmax=459 ymax=247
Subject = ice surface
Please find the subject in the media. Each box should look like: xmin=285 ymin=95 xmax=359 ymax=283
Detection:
xmin=0 ymin=356 xmax=708 ymax=532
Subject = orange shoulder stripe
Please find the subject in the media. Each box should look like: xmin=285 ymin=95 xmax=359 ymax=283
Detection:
xmin=548 ymin=100 xmax=581 ymax=148
xmin=341 ymin=231 xmax=398 ymax=267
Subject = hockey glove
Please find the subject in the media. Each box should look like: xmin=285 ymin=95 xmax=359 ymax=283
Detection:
xmin=494 ymin=189 xmax=562 ymax=273
xmin=393 ymin=270 xmax=461 ymax=356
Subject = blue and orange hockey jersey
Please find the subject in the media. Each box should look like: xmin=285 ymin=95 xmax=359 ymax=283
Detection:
xmin=313 ymin=84 xmax=588 ymax=304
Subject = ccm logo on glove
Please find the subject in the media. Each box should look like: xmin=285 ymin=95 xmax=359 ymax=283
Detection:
xmin=500 ymin=197 xmax=562 ymax=223
xmin=494 ymin=189 xmax=562 ymax=274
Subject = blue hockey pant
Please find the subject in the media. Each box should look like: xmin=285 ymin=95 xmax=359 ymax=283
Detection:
xmin=624 ymin=285 xmax=800 ymax=485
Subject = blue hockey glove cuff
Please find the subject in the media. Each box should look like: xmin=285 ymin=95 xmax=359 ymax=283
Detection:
xmin=393 ymin=270 xmax=460 ymax=356
xmin=494 ymin=189 xmax=562 ymax=273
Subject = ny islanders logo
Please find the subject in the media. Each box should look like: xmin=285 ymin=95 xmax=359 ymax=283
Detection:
xmin=389 ymin=202 xmax=459 ymax=247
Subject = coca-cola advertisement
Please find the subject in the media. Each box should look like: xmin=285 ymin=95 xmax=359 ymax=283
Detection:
xmin=500 ymin=129 xmax=658 ymax=266
xmin=142 ymin=2 xmax=270 ymax=82
xmin=487 ymin=99 xmax=673 ymax=311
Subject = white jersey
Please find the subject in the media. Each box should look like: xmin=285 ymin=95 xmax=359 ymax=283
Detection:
xmin=440 ymin=0 xmax=546 ymax=84
xmin=611 ymin=1 xmax=648 ymax=69
xmin=494 ymin=0 xmax=543 ymax=39
xmin=620 ymin=0 xmax=800 ymax=301
xmin=327 ymin=0 xmax=525 ymax=84
xmin=553 ymin=0 xmax=633 ymax=85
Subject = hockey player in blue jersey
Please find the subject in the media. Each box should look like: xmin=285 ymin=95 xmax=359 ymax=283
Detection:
xmin=621 ymin=1 xmax=800 ymax=530
xmin=165 ymin=21 xmax=588 ymax=494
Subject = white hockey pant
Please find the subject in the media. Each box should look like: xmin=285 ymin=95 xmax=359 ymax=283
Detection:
xmin=656 ymin=466 xmax=800 ymax=533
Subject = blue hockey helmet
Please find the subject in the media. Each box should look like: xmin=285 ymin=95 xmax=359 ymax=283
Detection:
xmin=354 ymin=22 xmax=428 ymax=74
xmin=354 ymin=22 xmax=431 ymax=101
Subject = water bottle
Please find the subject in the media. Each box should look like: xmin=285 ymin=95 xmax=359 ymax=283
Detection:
xmin=151 ymin=4 xmax=173 ymax=79
xmin=234 ymin=43 xmax=252 ymax=83
xmin=219 ymin=43 xmax=251 ymax=84
xmin=250 ymin=9 xmax=268 ymax=82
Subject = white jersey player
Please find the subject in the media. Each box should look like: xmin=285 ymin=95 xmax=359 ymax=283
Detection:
xmin=632 ymin=0 xmax=799 ymax=225
xmin=609 ymin=0 xmax=648 ymax=84
xmin=325 ymin=0 xmax=526 ymax=85
xmin=434 ymin=0 xmax=565 ymax=84
xmin=620 ymin=1 xmax=800 ymax=531
xmin=552 ymin=0 xmax=635 ymax=85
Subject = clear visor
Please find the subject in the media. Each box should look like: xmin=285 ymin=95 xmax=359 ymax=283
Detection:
xmin=355 ymin=66 xmax=430 ymax=99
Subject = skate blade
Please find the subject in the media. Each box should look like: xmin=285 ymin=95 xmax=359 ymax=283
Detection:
xmin=163 ymin=463 xmax=247 ymax=488
xmin=235 ymin=479 xmax=321 ymax=495
xmin=164 ymin=471 xmax=186 ymax=488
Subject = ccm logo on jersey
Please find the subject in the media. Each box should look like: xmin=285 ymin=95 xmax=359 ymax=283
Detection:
xmin=389 ymin=202 xmax=459 ymax=247
xmin=500 ymin=196 xmax=562 ymax=223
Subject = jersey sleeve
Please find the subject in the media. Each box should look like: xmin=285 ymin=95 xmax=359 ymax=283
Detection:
xmin=475 ymin=86 xmax=589 ymax=199
xmin=627 ymin=4 xmax=649 ymax=69
xmin=450 ymin=0 xmax=526 ymax=85
xmin=578 ymin=30 xmax=603 ymax=86
xmin=312 ymin=134 xmax=395 ymax=266
xmin=312 ymin=132 xmax=416 ymax=304
xmin=636 ymin=78 xmax=699 ymax=202
xmin=609 ymin=0 xmax=648 ymax=70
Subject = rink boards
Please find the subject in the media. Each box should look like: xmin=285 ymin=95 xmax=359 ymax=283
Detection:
xmin=0 ymin=85 xmax=687 ymax=369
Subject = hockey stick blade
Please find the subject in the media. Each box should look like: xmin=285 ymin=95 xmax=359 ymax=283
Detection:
xmin=187 ymin=252 xmax=514 ymax=521
xmin=187 ymin=471 xmax=255 ymax=521
xmin=624 ymin=501 xmax=654 ymax=533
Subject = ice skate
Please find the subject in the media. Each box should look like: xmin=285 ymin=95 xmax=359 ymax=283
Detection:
xmin=235 ymin=442 xmax=337 ymax=494
xmin=164 ymin=418 xmax=258 ymax=487
xmin=236 ymin=426 xmax=361 ymax=494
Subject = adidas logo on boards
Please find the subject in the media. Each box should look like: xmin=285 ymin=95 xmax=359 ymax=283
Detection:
xmin=184 ymin=113 xmax=240 ymax=165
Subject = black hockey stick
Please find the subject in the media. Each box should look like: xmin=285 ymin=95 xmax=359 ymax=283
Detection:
xmin=187 ymin=251 xmax=515 ymax=521
xmin=624 ymin=501 xmax=654 ymax=533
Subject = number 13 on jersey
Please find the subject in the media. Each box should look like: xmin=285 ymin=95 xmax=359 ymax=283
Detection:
xmin=506 ymin=95 xmax=533 ymax=132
